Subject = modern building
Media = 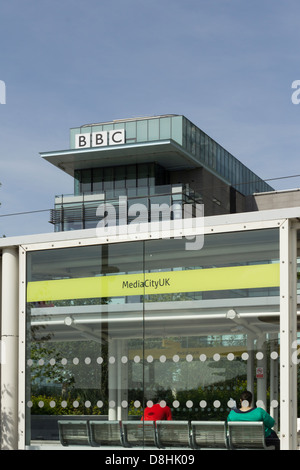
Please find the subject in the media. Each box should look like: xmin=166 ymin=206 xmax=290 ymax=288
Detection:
xmin=41 ymin=115 xmax=273 ymax=231
xmin=0 ymin=115 xmax=299 ymax=451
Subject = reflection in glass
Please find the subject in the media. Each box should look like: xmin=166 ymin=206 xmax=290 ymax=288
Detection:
xmin=26 ymin=229 xmax=280 ymax=446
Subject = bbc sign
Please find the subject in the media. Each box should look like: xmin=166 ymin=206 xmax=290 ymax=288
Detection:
xmin=75 ymin=129 xmax=125 ymax=149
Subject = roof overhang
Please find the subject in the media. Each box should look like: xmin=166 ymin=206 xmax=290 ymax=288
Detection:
xmin=40 ymin=140 xmax=200 ymax=177
xmin=1 ymin=206 xmax=300 ymax=249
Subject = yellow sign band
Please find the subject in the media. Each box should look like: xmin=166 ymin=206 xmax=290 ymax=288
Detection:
xmin=27 ymin=263 xmax=279 ymax=302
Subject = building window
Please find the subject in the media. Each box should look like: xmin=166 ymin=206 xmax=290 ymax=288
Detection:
xmin=75 ymin=163 xmax=168 ymax=196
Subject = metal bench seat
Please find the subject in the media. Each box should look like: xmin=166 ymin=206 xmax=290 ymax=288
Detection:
xmin=156 ymin=420 xmax=191 ymax=448
xmin=122 ymin=420 xmax=157 ymax=447
xmin=191 ymin=421 xmax=228 ymax=449
xmin=58 ymin=420 xmax=90 ymax=446
xmin=57 ymin=419 xmax=277 ymax=450
xmin=89 ymin=420 xmax=123 ymax=447
xmin=228 ymin=422 xmax=275 ymax=450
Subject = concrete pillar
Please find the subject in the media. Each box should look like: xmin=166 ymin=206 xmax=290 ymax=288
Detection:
xmin=0 ymin=247 xmax=19 ymax=450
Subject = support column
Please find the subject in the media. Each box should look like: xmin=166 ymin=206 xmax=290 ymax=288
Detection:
xmin=246 ymin=334 xmax=254 ymax=394
xmin=280 ymin=219 xmax=297 ymax=450
xmin=0 ymin=247 xmax=19 ymax=450
xmin=270 ymin=335 xmax=279 ymax=432
xmin=108 ymin=340 xmax=117 ymax=420
xmin=117 ymin=340 xmax=128 ymax=421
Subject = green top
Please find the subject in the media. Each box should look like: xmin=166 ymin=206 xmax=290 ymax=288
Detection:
xmin=227 ymin=407 xmax=275 ymax=437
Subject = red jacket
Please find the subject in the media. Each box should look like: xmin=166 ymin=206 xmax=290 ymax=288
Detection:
xmin=141 ymin=403 xmax=172 ymax=421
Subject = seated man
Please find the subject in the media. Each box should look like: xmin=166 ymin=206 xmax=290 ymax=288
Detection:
xmin=141 ymin=400 xmax=172 ymax=421
xmin=227 ymin=390 xmax=280 ymax=450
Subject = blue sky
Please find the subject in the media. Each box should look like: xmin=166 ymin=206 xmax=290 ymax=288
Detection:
xmin=1 ymin=0 xmax=300 ymax=236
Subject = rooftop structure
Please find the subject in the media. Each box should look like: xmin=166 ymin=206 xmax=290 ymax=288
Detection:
xmin=40 ymin=115 xmax=274 ymax=231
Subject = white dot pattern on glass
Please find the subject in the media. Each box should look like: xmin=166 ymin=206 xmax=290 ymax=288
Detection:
xmin=27 ymin=348 xmax=280 ymax=411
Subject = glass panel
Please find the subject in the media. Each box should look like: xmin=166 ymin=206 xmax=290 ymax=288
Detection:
xmin=103 ymin=167 xmax=113 ymax=191
xmin=148 ymin=119 xmax=159 ymax=141
xmin=58 ymin=203 xmax=84 ymax=231
xmin=26 ymin=228 xmax=280 ymax=448
xmin=125 ymin=121 xmax=137 ymax=142
xmin=204 ymin=133 xmax=209 ymax=165
xmin=148 ymin=163 xmax=155 ymax=187
xmin=74 ymin=170 xmax=80 ymax=196
xmin=126 ymin=165 xmax=137 ymax=189
xmin=128 ymin=197 xmax=149 ymax=224
xmin=92 ymin=168 xmax=103 ymax=193
xmin=84 ymin=203 xmax=101 ymax=229
xmin=149 ymin=195 xmax=172 ymax=221
xmin=136 ymin=120 xmax=147 ymax=142
xmin=171 ymin=115 xmax=183 ymax=145
xmin=159 ymin=117 xmax=171 ymax=139
xmin=155 ymin=164 xmax=168 ymax=186
xmin=70 ymin=128 xmax=78 ymax=149
xmin=137 ymin=163 xmax=148 ymax=188
xmin=143 ymin=230 xmax=280 ymax=425
xmin=81 ymin=169 xmax=92 ymax=194
xmin=115 ymin=165 xmax=125 ymax=190
xmin=102 ymin=123 xmax=113 ymax=132
xmin=26 ymin=242 xmax=144 ymax=444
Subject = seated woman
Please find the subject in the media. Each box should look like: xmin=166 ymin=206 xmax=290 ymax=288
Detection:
xmin=141 ymin=399 xmax=172 ymax=421
xmin=227 ymin=390 xmax=280 ymax=450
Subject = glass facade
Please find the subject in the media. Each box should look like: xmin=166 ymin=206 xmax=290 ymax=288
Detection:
xmin=70 ymin=115 xmax=273 ymax=196
xmin=74 ymin=163 xmax=168 ymax=197
xmin=51 ymin=115 xmax=275 ymax=235
xmin=51 ymin=183 xmax=202 ymax=232
xmin=26 ymin=228 xmax=281 ymax=446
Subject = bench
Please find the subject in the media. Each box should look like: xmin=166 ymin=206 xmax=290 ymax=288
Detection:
xmin=58 ymin=420 xmax=90 ymax=446
xmin=191 ymin=421 xmax=228 ymax=449
xmin=227 ymin=422 xmax=275 ymax=450
xmin=89 ymin=420 xmax=123 ymax=447
xmin=122 ymin=421 xmax=157 ymax=447
xmin=57 ymin=419 xmax=276 ymax=450
xmin=156 ymin=420 xmax=191 ymax=448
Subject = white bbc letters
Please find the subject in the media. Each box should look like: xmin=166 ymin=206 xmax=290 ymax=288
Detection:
xmin=75 ymin=133 xmax=91 ymax=148
xmin=92 ymin=131 xmax=108 ymax=147
xmin=75 ymin=129 xmax=125 ymax=149
xmin=109 ymin=129 xmax=125 ymax=145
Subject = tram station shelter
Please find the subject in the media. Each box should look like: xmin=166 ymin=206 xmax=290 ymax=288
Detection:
xmin=0 ymin=115 xmax=299 ymax=450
